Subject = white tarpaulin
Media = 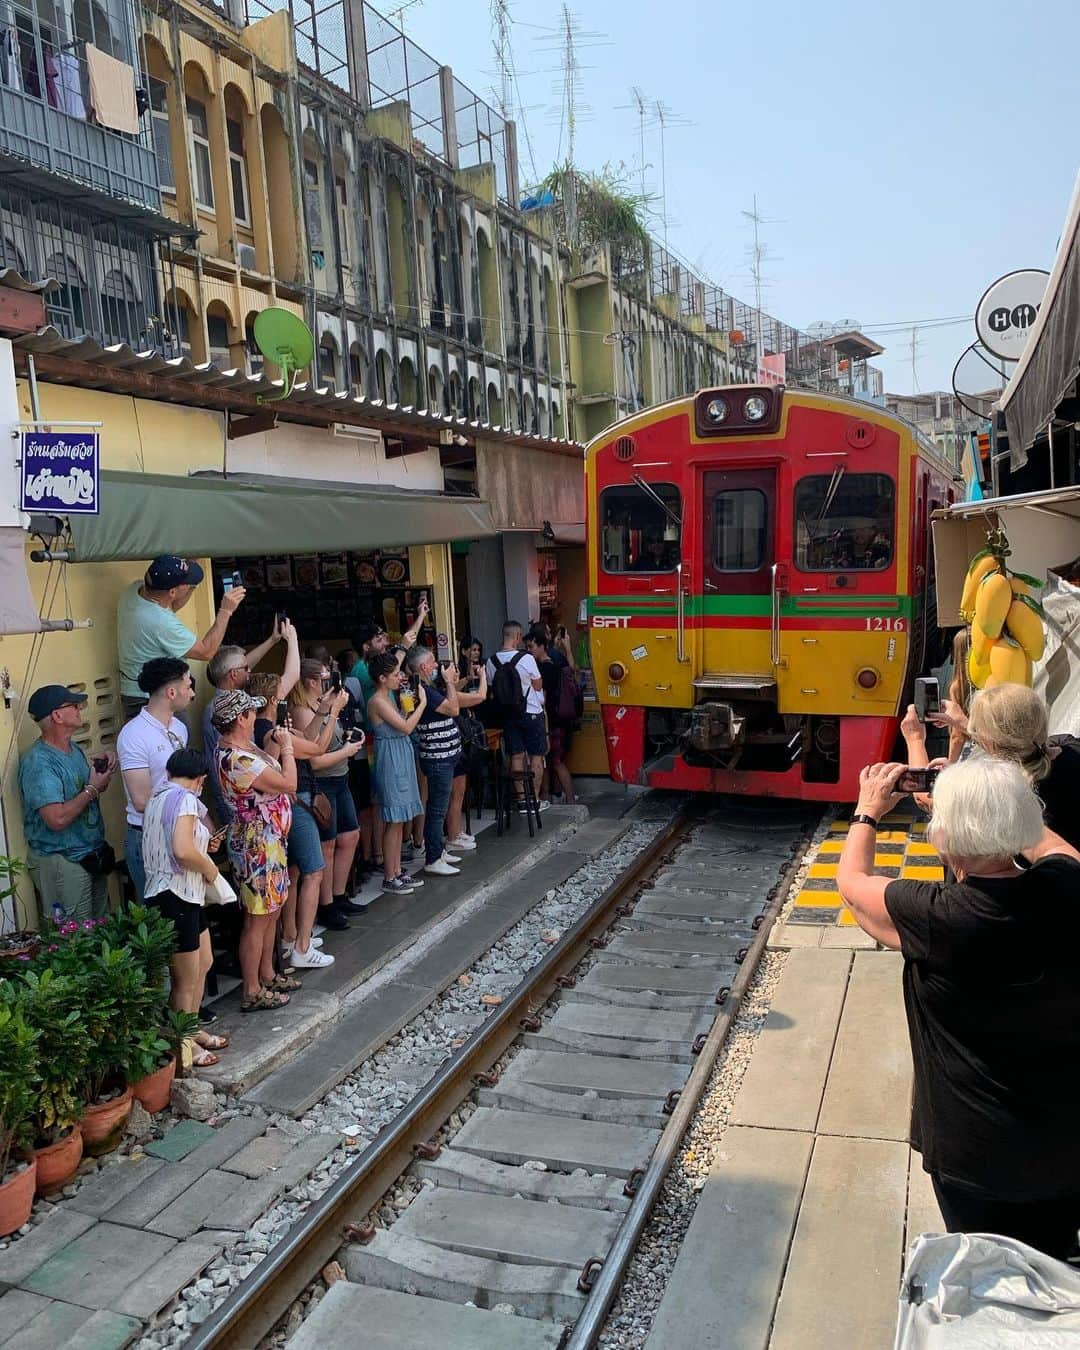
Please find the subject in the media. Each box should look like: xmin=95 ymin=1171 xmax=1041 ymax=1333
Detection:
xmin=896 ymin=1232 xmax=1080 ymax=1349
xmin=0 ymin=525 xmax=44 ymax=635
xmin=1033 ymin=564 xmax=1080 ymax=735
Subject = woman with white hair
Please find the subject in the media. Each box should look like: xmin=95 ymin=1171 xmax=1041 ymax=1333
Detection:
xmin=838 ymin=755 xmax=1080 ymax=1259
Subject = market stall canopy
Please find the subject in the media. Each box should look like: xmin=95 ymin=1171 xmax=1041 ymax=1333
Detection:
xmin=63 ymin=470 xmax=496 ymax=562
xmin=999 ymin=172 xmax=1080 ymax=468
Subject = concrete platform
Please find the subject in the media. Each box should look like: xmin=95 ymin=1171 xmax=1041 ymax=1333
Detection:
xmin=648 ymin=943 xmax=936 ymax=1350
xmin=286 ymin=1283 xmax=564 ymax=1349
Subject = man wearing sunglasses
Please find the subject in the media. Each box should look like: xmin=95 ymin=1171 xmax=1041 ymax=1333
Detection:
xmin=18 ymin=685 xmax=117 ymax=921
xmin=117 ymin=658 xmax=196 ymax=900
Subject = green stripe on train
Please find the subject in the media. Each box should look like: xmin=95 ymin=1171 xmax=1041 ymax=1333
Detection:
xmin=587 ymin=595 xmax=918 ymax=620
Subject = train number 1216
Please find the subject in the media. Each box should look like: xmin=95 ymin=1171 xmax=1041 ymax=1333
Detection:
xmin=864 ymin=617 xmax=906 ymax=632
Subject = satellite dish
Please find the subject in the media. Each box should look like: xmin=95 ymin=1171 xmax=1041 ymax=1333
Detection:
xmin=252 ymin=308 xmax=315 ymax=403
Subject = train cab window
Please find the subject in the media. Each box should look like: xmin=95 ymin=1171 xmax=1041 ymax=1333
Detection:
xmin=600 ymin=483 xmax=681 ymax=572
xmin=794 ymin=472 xmax=894 ymax=571
xmin=713 ymin=489 xmax=766 ymax=570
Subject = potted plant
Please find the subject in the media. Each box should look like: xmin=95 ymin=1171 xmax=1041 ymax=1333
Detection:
xmin=0 ymin=855 xmax=38 ymax=963
xmin=73 ymin=939 xmax=147 ymax=1155
xmin=0 ymin=983 xmax=40 ymax=1235
xmin=17 ymin=969 xmax=91 ymax=1195
xmin=132 ymin=1008 xmax=199 ymax=1112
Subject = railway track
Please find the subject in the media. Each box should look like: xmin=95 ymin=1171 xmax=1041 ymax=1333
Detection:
xmin=187 ymin=799 xmax=817 ymax=1350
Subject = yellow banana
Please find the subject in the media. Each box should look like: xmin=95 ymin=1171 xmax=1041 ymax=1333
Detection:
xmin=960 ymin=553 xmax=1001 ymax=618
xmin=1004 ymin=598 xmax=1045 ymax=662
xmin=988 ymin=637 xmax=1032 ymax=687
xmin=1009 ymin=576 xmax=1031 ymax=599
xmin=974 ymin=571 xmax=1012 ymax=639
xmin=970 ymin=619 xmax=994 ymax=667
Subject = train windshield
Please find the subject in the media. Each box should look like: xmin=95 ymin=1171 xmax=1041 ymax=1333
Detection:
xmin=794 ymin=472 xmax=894 ymax=571
xmin=600 ymin=483 xmax=681 ymax=572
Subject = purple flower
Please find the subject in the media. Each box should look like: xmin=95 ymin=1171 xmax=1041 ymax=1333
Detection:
xmin=16 ymin=953 xmax=29 ymax=961
xmin=82 ymin=921 xmax=95 ymax=930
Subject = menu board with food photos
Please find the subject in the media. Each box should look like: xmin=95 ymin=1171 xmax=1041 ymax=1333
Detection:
xmin=212 ymin=550 xmax=438 ymax=648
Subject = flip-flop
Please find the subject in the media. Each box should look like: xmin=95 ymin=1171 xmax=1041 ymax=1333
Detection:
xmin=191 ymin=1048 xmax=220 ymax=1067
xmin=241 ymin=988 xmax=290 ymax=1012
xmin=195 ymin=1032 xmax=230 ymax=1051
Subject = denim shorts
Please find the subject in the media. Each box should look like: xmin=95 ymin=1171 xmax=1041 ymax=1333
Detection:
xmin=313 ymin=774 xmax=359 ymax=842
xmin=289 ymin=796 xmax=327 ymax=874
xmin=505 ymin=713 xmax=548 ymax=758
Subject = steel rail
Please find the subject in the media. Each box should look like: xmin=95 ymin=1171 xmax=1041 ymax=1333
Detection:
xmin=564 ymin=816 xmax=817 ymax=1349
xmin=189 ymin=805 xmax=697 ymax=1350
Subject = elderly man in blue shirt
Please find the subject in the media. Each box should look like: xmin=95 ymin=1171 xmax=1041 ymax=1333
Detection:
xmin=18 ymin=685 xmax=118 ymax=920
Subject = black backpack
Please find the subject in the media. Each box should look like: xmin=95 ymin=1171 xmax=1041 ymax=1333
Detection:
xmin=490 ymin=651 xmax=527 ymax=724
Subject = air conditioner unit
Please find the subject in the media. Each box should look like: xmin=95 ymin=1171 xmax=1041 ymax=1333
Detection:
xmin=237 ymin=243 xmax=258 ymax=271
xmin=331 ymin=424 xmax=383 ymax=454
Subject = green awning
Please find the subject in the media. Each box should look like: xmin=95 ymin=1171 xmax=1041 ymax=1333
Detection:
xmin=66 ymin=471 xmax=495 ymax=562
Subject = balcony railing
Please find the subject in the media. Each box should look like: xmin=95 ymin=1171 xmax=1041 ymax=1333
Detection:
xmin=0 ymin=1 xmax=161 ymax=213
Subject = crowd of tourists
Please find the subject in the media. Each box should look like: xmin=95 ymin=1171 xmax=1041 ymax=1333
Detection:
xmin=18 ymin=556 xmax=581 ymax=1065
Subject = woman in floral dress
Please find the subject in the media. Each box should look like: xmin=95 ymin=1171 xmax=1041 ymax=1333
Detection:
xmin=212 ymin=689 xmax=296 ymax=1012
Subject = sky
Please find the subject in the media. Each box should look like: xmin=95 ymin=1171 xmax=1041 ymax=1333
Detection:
xmin=392 ymin=0 xmax=1078 ymax=395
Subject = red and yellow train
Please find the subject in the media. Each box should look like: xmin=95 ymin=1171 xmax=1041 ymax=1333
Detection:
xmin=585 ymin=385 xmax=958 ymax=801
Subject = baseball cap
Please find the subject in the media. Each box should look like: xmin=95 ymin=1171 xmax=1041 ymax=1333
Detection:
xmin=145 ymin=556 xmax=205 ymax=590
xmin=210 ymin=689 xmax=267 ymax=729
xmin=28 ymin=685 xmax=88 ymax=721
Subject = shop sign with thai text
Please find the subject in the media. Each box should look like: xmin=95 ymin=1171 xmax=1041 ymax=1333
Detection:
xmin=20 ymin=429 xmax=100 ymax=515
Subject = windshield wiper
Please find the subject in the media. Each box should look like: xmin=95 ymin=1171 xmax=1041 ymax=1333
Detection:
xmin=631 ymin=472 xmax=683 ymax=527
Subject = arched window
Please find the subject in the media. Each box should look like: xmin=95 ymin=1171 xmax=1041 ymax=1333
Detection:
xmin=318 ymin=334 xmax=340 ymax=389
xmin=449 ymin=370 xmax=463 ymax=415
xmin=486 ymin=381 xmax=502 ymax=425
xmin=101 ymin=268 xmax=144 ymax=347
xmin=398 ymin=357 xmax=418 ymax=407
xmin=349 ymin=344 xmax=366 ymax=395
xmin=206 ymin=304 xmax=233 ymax=367
xmin=375 ymin=349 xmax=392 ymax=401
xmin=225 ymin=88 xmax=251 ymax=227
xmin=467 ymin=376 xmax=480 ymax=418
xmin=245 ymin=314 xmax=262 ymax=373
xmin=2 ymin=235 xmax=28 ymax=275
xmin=506 ymin=387 xmax=520 ymax=432
xmin=45 ymin=252 xmax=88 ymax=337
xmin=428 ymin=365 xmax=445 ymax=413
xmin=184 ymin=66 xmax=215 ymax=212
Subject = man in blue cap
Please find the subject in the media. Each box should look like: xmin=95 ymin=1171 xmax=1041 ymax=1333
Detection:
xmin=18 ymin=685 xmax=118 ymax=920
xmin=116 ymin=556 xmax=246 ymax=720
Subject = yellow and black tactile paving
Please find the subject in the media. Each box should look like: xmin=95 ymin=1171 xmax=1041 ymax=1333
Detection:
xmin=789 ymin=803 xmax=944 ymax=927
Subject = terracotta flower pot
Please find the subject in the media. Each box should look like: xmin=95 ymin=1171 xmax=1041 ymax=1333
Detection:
xmin=81 ymin=1088 xmax=133 ymax=1157
xmin=0 ymin=1157 xmax=37 ymax=1236
xmin=33 ymin=1125 xmax=83 ymax=1196
xmin=131 ymin=1057 xmax=176 ymax=1114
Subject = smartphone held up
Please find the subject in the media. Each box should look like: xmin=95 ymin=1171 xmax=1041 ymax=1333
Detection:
xmin=896 ymin=766 xmax=940 ymax=794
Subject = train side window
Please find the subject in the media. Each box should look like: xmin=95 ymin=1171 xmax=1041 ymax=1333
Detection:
xmin=794 ymin=472 xmax=894 ymax=571
xmin=599 ymin=484 xmax=681 ymax=573
xmin=713 ymin=489 xmax=766 ymax=571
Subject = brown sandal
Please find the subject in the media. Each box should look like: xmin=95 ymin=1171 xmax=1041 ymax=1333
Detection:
xmin=241 ymin=988 xmax=290 ymax=1012
xmin=264 ymin=974 xmax=302 ymax=993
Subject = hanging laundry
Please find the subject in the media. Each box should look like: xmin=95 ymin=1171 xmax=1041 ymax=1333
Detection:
xmin=85 ymin=42 xmax=137 ymax=134
xmin=0 ymin=25 xmax=20 ymax=91
xmin=43 ymin=47 xmax=59 ymax=108
xmin=53 ymin=50 xmax=85 ymax=117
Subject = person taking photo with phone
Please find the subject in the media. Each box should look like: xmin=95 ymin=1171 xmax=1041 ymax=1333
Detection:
xmin=837 ymin=755 xmax=1080 ymax=1260
xmin=367 ymin=653 xmax=426 ymax=895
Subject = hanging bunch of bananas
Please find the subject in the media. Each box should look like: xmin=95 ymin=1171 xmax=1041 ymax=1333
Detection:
xmin=959 ymin=526 xmax=1046 ymax=689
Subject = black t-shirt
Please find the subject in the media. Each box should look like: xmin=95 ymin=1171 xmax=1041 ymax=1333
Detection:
xmin=416 ymin=684 xmax=462 ymax=762
xmin=535 ymin=655 xmax=561 ymax=725
xmin=1038 ymin=736 xmax=1080 ymax=851
xmin=884 ymin=855 xmax=1080 ymax=1198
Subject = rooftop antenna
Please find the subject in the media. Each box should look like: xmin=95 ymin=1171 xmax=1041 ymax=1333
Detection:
xmin=654 ymin=100 xmax=690 ymax=255
xmin=536 ymin=8 xmax=605 ymax=242
xmin=490 ymin=0 xmax=513 ymax=123
xmin=741 ymin=195 xmax=782 ymax=349
xmin=909 ymin=324 xmax=921 ymax=392
xmin=385 ymin=0 xmax=424 ymax=30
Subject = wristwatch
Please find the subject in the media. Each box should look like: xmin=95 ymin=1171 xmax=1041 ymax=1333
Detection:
xmin=849 ymin=813 xmax=878 ymax=830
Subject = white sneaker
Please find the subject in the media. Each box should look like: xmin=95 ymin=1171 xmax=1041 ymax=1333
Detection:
xmin=441 ymin=850 xmax=462 ymax=865
xmin=424 ymin=858 xmax=460 ymax=876
xmin=448 ymin=835 xmax=477 ymax=851
xmin=290 ymin=945 xmax=335 ymax=968
xmin=537 ymin=800 xmax=551 ymax=812
xmin=312 ymin=923 xmax=326 ymax=937
xmin=281 ymin=936 xmax=323 ymax=957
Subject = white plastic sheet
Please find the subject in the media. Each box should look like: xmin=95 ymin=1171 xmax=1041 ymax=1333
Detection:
xmin=896 ymin=1232 xmax=1080 ymax=1349
xmin=0 ymin=524 xmax=44 ymax=635
xmin=1032 ymin=565 xmax=1080 ymax=736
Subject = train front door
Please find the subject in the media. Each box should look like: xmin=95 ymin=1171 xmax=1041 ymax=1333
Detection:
xmin=699 ymin=467 xmax=776 ymax=679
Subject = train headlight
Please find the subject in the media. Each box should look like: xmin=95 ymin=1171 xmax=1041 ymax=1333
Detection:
xmin=608 ymin=662 xmax=627 ymax=682
xmin=744 ymin=394 xmax=769 ymax=422
xmin=855 ymin=667 xmax=880 ymax=690
xmin=704 ymin=397 xmax=730 ymax=424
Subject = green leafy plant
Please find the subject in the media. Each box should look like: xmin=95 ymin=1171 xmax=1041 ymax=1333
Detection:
xmin=17 ymin=969 xmax=91 ymax=1146
xmin=77 ymin=939 xmax=149 ymax=1102
xmin=101 ymin=904 xmax=177 ymax=991
xmin=128 ymin=1025 xmax=173 ymax=1084
xmin=0 ymin=984 xmax=39 ymax=1181
xmin=536 ymin=161 xmax=650 ymax=265
xmin=0 ymin=854 xmax=33 ymax=950
xmin=161 ymin=1008 xmax=200 ymax=1059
